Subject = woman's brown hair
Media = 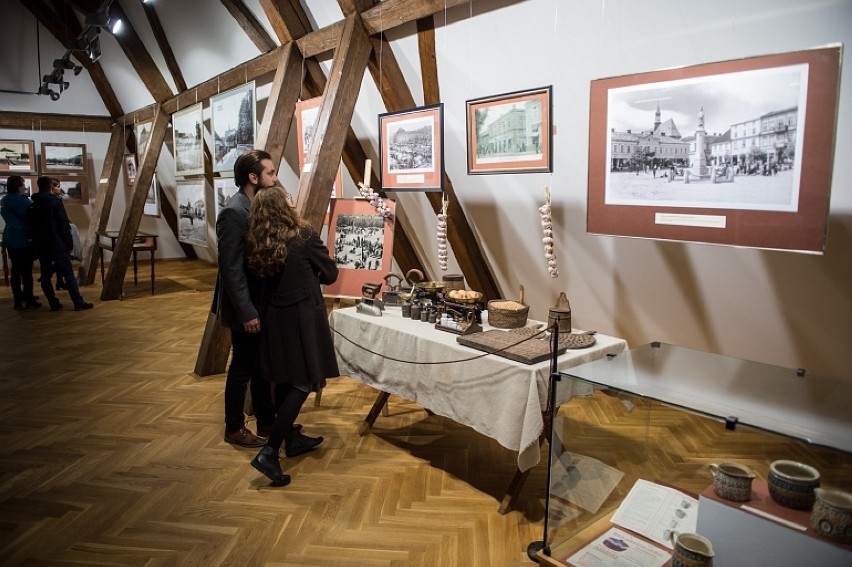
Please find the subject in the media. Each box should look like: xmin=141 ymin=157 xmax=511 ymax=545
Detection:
xmin=245 ymin=186 xmax=309 ymax=276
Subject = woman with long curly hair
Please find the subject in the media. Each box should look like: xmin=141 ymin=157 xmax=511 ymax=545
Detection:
xmin=245 ymin=186 xmax=339 ymax=486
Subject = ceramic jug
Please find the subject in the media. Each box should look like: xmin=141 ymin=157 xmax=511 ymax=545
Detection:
xmin=668 ymin=531 xmax=714 ymax=567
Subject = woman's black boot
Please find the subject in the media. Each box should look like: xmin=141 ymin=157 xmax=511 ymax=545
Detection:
xmin=251 ymin=445 xmax=291 ymax=486
xmin=285 ymin=430 xmax=324 ymax=458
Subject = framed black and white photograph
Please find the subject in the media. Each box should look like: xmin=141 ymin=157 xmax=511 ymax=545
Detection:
xmin=295 ymin=96 xmax=342 ymax=193
xmin=211 ymin=82 xmax=256 ymax=173
xmin=379 ymin=104 xmax=443 ymax=192
xmin=172 ymin=103 xmax=204 ymax=177
xmin=588 ymin=45 xmax=841 ymax=254
xmin=0 ymin=140 xmax=36 ymax=173
xmin=136 ymin=121 xmax=152 ymax=160
xmin=176 ymin=179 xmax=207 ymax=246
xmin=0 ymin=175 xmax=36 ymax=196
xmin=53 ymin=174 xmax=88 ymax=205
xmin=323 ymin=198 xmax=396 ymax=298
xmin=124 ymin=154 xmax=137 ymax=186
xmin=466 ymin=86 xmax=552 ymax=174
xmin=214 ymin=177 xmax=239 ymax=219
xmin=41 ymin=143 xmax=87 ymax=174
xmin=143 ymin=174 xmax=160 ymax=217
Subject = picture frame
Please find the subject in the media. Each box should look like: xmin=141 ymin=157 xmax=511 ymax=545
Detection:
xmin=53 ymin=174 xmax=89 ymax=205
xmin=176 ymin=179 xmax=208 ymax=247
xmin=214 ymin=177 xmax=239 ymax=219
xmin=135 ymin=121 xmax=152 ymax=161
xmin=295 ymin=96 xmax=343 ymax=196
xmin=0 ymin=175 xmax=36 ymax=197
xmin=379 ymin=103 xmax=443 ymax=192
xmin=143 ymin=174 xmax=160 ymax=217
xmin=41 ymin=142 xmax=87 ymax=174
xmin=323 ymin=198 xmax=396 ymax=298
xmin=466 ymin=86 xmax=553 ymax=174
xmin=172 ymin=103 xmax=204 ymax=177
xmin=211 ymin=82 xmax=256 ymax=173
xmin=124 ymin=154 xmax=138 ymax=186
xmin=588 ymin=45 xmax=841 ymax=254
xmin=0 ymin=140 xmax=36 ymax=173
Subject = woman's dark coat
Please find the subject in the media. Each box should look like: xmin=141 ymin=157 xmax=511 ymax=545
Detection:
xmin=250 ymin=228 xmax=339 ymax=391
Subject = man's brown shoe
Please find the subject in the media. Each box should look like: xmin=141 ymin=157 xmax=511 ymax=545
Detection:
xmin=224 ymin=428 xmax=265 ymax=448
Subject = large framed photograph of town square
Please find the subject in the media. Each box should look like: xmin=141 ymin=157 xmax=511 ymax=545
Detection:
xmin=379 ymin=104 xmax=443 ymax=192
xmin=41 ymin=143 xmax=87 ymax=174
xmin=588 ymin=45 xmax=841 ymax=254
xmin=466 ymin=86 xmax=552 ymax=174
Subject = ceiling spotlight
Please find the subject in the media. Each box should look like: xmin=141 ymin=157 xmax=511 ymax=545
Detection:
xmin=84 ymin=8 xmax=111 ymax=29
xmin=38 ymin=85 xmax=60 ymax=101
xmin=42 ymin=69 xmax=65 ymax=84
xmin=111 ymin=18 xmax=123 ymax=34
xmin=53 ymin=58 xmax=75 ymax=70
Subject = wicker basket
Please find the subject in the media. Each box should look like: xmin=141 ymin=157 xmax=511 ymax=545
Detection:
xmin=487 ymin=285 xmax=529 ymax=329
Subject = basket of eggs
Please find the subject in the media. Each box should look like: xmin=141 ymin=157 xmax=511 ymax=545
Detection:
xmin=486 ymin=285 xmax=529 ymax=329
xmin=446 ymin=289 xmax=483 ymax=303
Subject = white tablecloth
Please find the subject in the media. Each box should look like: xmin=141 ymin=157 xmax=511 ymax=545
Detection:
xmin=330 ymin=307 xmax=628 ymax=472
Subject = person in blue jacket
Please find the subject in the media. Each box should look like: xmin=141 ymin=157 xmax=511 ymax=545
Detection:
xmin=1 ymin=175 xmax=41 ymax=310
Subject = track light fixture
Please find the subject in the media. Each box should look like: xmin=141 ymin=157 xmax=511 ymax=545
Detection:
xmin=53 ymin=58 xmax=83 ymax=76
xmin=85 ymin=2 xmax=122 ymax=35
xmin=87 ymin=35 xmax=102 ymax=63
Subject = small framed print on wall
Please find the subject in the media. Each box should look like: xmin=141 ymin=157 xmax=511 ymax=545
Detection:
xmin=323 ymin=198 xmax=396 ymax=298
xmin=0 ymin=140 xmax=36 ymax=173
xmin=295 ymin=96 xmax=343 ymax=194
xmin=466 ymin=86 xmax=553 ymax=174
xmin=41 ymin=142 xmax=87 ymax=174
xmin=173 ymin=103 xmax=204 ymax=177
xmin=379 ymin=104 xmax=443 ymax=192
xmin=54 ymin=174 xmax=89 ymax=205
xmin=124 ymin=154 xmax=138 ymax=186
xmin=143 ymin=174 xmax=160 ymax=217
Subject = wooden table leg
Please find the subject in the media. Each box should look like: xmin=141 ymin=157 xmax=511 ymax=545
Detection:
xmin=499 ymin=467 xmax=533 ymax=515
xmin=358 ymin=391 xmax=390 ymax=436
xmin=149 ymin=251 xmax=155 ymax=294
xmin=132 ymin=250 xmax=138 ymax=285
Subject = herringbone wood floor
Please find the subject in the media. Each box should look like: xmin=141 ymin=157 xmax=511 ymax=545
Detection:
xmin=0 ymin=260 xmax=849 ymax=566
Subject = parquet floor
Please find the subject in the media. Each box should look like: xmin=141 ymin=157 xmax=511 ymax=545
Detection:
xmin=0 ymin=259 xmax=849 ymax=566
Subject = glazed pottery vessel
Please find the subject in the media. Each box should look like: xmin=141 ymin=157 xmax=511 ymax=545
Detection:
xmin=810 ymin=488 xmax=852 ymax=543
xmin=668 ymin=531 xmax=714 ymax=567
xmin=709 ymin=462 xmax=756 ymax=502
xmin=768 ymin=460 xmax=820 ymax=510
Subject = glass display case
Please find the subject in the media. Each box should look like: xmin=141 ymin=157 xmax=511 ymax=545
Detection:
xmin=537 ymin=342 xmax=852 ymax=566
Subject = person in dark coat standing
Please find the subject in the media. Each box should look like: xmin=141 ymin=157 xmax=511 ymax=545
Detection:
xmin=29 ymin=176 xmax=92 ymax=311
xmin=0 ymin=175 xmax=41 ymax=310
xmin=215 ymin=150 xmax=277 ymax=448
xmin=245 ymin=186 xmax=339 ymax=486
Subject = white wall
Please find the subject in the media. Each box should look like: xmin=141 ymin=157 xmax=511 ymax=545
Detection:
xmin=2 ymin=0 xmax=850 ymax=382
xmin=368 ymin=0 xmax=852 ymax=380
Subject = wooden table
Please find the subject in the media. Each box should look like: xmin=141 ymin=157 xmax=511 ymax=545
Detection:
xmin=97 ymin=231 xmax=158 ymax=295
xmin=329 ymin=306 xmax=627 ymax=514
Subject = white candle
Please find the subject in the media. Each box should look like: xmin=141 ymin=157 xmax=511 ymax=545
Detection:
xmin=364 ymin=159 xmax=372 ymax=186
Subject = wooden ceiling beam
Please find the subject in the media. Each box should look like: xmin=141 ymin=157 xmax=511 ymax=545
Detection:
xmin=20 ymin=0 xmax=123 ymax=117
xmin=296 ymin=14 xmax=372 ymax=231
xmin=141 ymin=0 xmax=187 ymax=93
xmin=0 ymin=111 xmax=113 ymax=132
xmin=219 ymin=0 xmax=277 ymax=53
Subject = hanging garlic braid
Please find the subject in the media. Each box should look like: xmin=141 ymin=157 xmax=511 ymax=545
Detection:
xmin=245 ymin=186 xmax=309 ymax=276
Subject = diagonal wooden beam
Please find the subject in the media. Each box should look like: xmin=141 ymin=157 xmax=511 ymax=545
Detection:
xmin=141 ymin=0 xmax=187 ymax=92
xmin=415 ymin=16 xmax=501 ymax=300
xmin=220 ymin=0 xmax=277 ymax=53
xmin=78 ymin=122 xmax=126 ymax=284
xmin=101 ymin=106 xmax=170 ymax=300
xmin=21 ymin=0 xmax=123 ymax=117
xmin=255 ymin=42 xmax=303 ymax=166
xmin=296 ymin=14 xmax=372 ymax=231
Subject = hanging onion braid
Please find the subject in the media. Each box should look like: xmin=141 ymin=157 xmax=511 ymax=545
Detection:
xmin=245 ymin=185 xmax=309 ymax=276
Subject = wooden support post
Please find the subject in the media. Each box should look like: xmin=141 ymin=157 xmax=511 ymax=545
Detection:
xmin=296 ymin=14 xmax=372 ymax=231
xmin=194 ymin=311 xmax=232 ymax=377
xmin=255 ymin=42 xmax=303 ymax=167
xmin=101 ymin=107 xmax=170 ymax=301
xmin=78 ymin=123 xmax=127 ymax=285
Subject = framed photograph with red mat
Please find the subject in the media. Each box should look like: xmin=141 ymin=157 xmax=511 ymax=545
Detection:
xmin=587 ymin=45 xmax=841 ymax=254
xmin=323 ymin=198 xmax=395 ymax=298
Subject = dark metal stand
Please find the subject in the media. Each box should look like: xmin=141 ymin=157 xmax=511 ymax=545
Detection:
xmin=527 ymin=323 xmax=561 ymax=562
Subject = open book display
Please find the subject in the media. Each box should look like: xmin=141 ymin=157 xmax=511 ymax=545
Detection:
xmin=565 ymin=479 xmax=699 ymax=567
